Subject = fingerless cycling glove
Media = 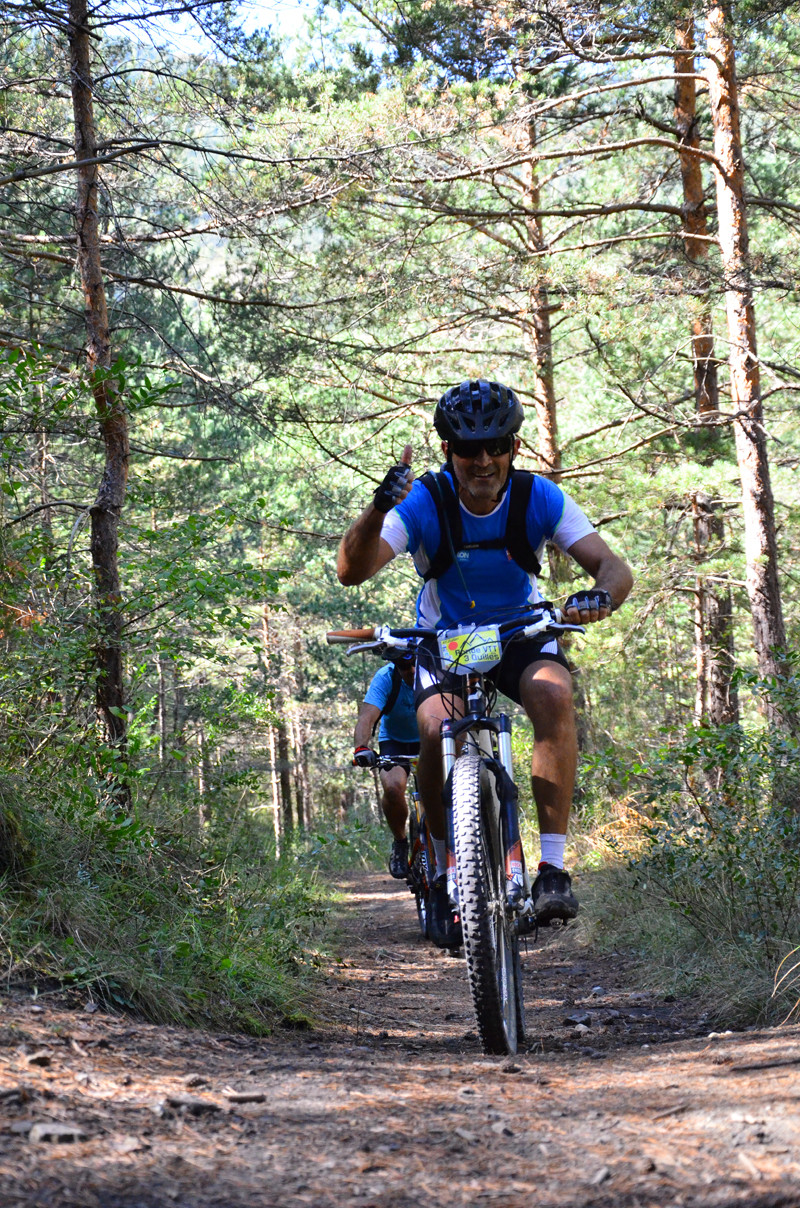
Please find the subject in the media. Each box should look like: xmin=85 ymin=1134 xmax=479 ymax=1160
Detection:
xmin=564 ymin=588 xmax=614 ymax=614
xmin=373 ymin=464 xmax=411 ymax=513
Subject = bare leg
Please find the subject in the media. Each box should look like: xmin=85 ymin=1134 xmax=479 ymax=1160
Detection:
xmin=379 ymin=766 xmax=409 ymax=840
xmin=415 ymin=693 xmax=463 ymax=840
xmin=518 ymin=660 xmax=577 ymax=836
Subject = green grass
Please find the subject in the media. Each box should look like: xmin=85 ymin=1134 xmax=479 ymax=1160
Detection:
xmin=0 ymin=774 xmax=339 ymax=1034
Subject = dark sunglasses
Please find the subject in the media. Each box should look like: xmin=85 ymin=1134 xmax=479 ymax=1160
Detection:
xmin=449 ymin=436 xmax=515 ymax=458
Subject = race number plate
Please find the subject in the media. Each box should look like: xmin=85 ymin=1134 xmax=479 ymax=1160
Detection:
xmin=438 ymin=625 xmax=502 ymax=674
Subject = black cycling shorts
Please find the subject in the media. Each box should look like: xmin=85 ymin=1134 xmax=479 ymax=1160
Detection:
xmin=414 ymin=635 xmax=570 ymax=708
xmin=378 ymin=739 xmax=420 ymax=760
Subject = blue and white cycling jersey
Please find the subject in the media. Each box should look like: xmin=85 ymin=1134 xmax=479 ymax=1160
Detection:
xmin=363 ymin=664 xmax=419 ymax=744
xmin=381 ymin=470 xmax=595 ymax=630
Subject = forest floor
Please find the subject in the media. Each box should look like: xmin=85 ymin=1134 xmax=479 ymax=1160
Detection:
xmin=2 ymin=870 xmax=800 ymax=1207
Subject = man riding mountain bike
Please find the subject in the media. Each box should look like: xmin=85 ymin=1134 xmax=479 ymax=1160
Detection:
xmin=353 ymin=651 xmax=419 ymax=880
xmin=337 ymin=379 xmax=633 ymax=947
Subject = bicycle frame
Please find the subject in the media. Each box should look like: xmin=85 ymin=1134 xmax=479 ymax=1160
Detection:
xmin=328 ymin=604 xmax=584 ymax=924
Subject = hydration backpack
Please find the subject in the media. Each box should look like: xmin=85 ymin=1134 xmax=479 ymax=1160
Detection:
xmin=418 ymin=468 xmax=542 ymax=583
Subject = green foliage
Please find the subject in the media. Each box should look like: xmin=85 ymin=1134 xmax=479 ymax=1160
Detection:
xmin=301 ymin=813 xmax=387 ymax=873
xmin=582 ymin=667 xmax=800 ymax=1024
xmin=0 ymin=769 xmax=327 ymax=1033
xmin=1 ymin=0 xmax=799 ymax=1034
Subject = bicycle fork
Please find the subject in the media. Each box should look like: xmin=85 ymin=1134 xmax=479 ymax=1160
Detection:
xmin=441 ymin=713 xmax=534 ymax=920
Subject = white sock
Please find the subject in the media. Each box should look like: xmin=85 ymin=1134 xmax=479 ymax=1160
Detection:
xmin=539 ymin=833 xmax=566 ymax=869
xmin=432 ymin=837 xmax=447 ymax=880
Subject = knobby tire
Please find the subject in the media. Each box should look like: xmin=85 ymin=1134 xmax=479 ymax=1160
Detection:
xmin=452 ymin=753 xmax=522 ymax=1055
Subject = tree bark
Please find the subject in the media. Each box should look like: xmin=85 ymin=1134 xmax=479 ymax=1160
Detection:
xmin=705 ymin=4 xmax=787 ymax=690
xmin=516 ymin=118 xmax=570 ymax=585
xmin=693 ymin=575 xmax=707 ymax=724
xmin=291 ymin=633 xmax=310 ymax=828
xmin=156 ymin=654 xmax=166 ymax=764
xmin=692 ymin=492 xmax=739 ymax=726
xmin=290 ymin=711 xmax=306 ymax=829
xmin=520 ymin=121 xmax=562 ymax=483
xmin=675 ymin=17 xmax=719 ymax=417
xmin=675 ymin=17 xmax=738 ymax=725
xmin=706 ymin=582 xmax=739 ymax=725
xmin=68 ymin=0 xmax=130 ymax=762
xmin=275 ymin=693 xmax=293 ymax=837
xmin=268 ymin=725 xmax=281 ymax=848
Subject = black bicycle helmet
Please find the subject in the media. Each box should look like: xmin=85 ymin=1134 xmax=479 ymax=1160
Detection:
xmin=434 ymin=379 xmax=524 ymax=443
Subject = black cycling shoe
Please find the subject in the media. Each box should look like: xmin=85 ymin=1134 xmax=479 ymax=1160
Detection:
xmin=388 ymin=837 xmax=409 ymax=880
xmin=428 ymin=876 xmax=462 ymax=948
xmin=532 ymin=863 xmax=579 ymax=925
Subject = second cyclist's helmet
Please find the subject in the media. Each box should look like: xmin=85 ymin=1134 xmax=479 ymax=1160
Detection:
xmin=434 ymin=379 xmax=524 ymax=443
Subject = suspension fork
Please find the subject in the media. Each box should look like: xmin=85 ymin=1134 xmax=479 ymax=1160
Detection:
xmin=442 ymin=711 xmax=527 ymax=908
xmin=491 ymin=713 xmax=524 ymax=906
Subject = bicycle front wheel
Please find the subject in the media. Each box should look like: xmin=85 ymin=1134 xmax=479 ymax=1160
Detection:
xmin=452 ymin=752 xmax=521 ymax=1055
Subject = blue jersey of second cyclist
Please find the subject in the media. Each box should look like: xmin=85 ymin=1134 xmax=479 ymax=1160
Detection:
xmin=381 ymin=470 xmax=595 ymax=629
xmin=363 ymin=665 xmax=419 ymax=744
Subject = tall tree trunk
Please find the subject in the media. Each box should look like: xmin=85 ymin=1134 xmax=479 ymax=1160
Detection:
xmin=68 ymin=0 xmax=130 ymax=767
xmin=706 ymin=585 xmax=739 ymax=725
xmin=676 ymin=16 xmax=739 ymax=726
xmin=291 ymin=633 xmax=310 ymax=828
xmin=268 ymin=724 xmax=281 ymax=849
xmin=692 ymin=493 xmax=740 ymax=726
xmin=675 ymin=17 xmax=719 ymax=417
xmin=36 ymin=423 xmax=53 ymax=537
xmin=517 ymin=119 xmax=570 ymax=586
xmin=196 ymin=724 xmax=208 ymax=831
xmin=706 ymin=4 xmax=787 ymax=692
xmin=275 ymin=693 xmax=293 ymax=838
xmin=156 ymin=654 xmax=166 ymax=764
xmin=520 ymin=122 xmax=562 ymax=482
xmin=290 ymin=712 xmax=306 ymax=829
xmin=692 ymin=576 xmax=707 ymax=724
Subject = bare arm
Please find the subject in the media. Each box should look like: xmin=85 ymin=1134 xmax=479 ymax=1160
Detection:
xmin=354 ymin=701 xmax=382 ymax=750
xmin=337 ymin=505 xmax=398 ymax=586
xmin=337 ymin=444 xmax=414 ymax=586
xmin=563 ymin=532 xmax=634 ymax=623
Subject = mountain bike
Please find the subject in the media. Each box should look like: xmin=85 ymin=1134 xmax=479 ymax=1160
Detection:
xmin=372 ymin=754 xmax=434 ymax=940
xmin=328 ymin=603 xmax=584 ymax=1055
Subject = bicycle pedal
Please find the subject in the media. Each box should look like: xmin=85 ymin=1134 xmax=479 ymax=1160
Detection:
xmin=516 ymin=911 xmax=538 ymax=939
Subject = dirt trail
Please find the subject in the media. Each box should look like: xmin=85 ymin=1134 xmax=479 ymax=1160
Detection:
xmin=2 ymin=870 xmax=800 ymax=1207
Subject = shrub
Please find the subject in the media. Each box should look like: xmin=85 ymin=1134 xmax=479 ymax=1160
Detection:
xmin=579 ymin=666 xmax=800 ymax=1025
xmin=0 ymin=770 xmax=328 ymax=1034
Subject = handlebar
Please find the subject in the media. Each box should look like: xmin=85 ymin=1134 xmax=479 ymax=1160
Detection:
xmin=326 ymin=607 xmax=585 ymax=654
xmin=376 ymin=754 xmax=417 ymax=772
xmin=326 ymin=627 xmax=377 ymax=644
xmin=351 ymin=753 xmax=417 ymax=772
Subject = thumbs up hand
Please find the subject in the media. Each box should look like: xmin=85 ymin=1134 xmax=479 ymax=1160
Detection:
xmin=373 ymin=445 xmax=414 ymax=513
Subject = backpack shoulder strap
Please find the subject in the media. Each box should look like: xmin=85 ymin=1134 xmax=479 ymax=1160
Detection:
xmin=418 ymin=467 xmax=542 ymax=583
xmin=419 ymin=470 xmax=462 ymax=583
xmin=371 ymin=665 xmax=403 ymax=737
xmin=504 ymin=470 xmax=542 ymax=576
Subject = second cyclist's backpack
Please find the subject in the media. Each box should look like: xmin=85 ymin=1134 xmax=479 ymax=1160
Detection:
xmin=371 ymin=665 xmax=403 ymax=737
xmin=418 ymin=468 xmax=542 ymax=583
